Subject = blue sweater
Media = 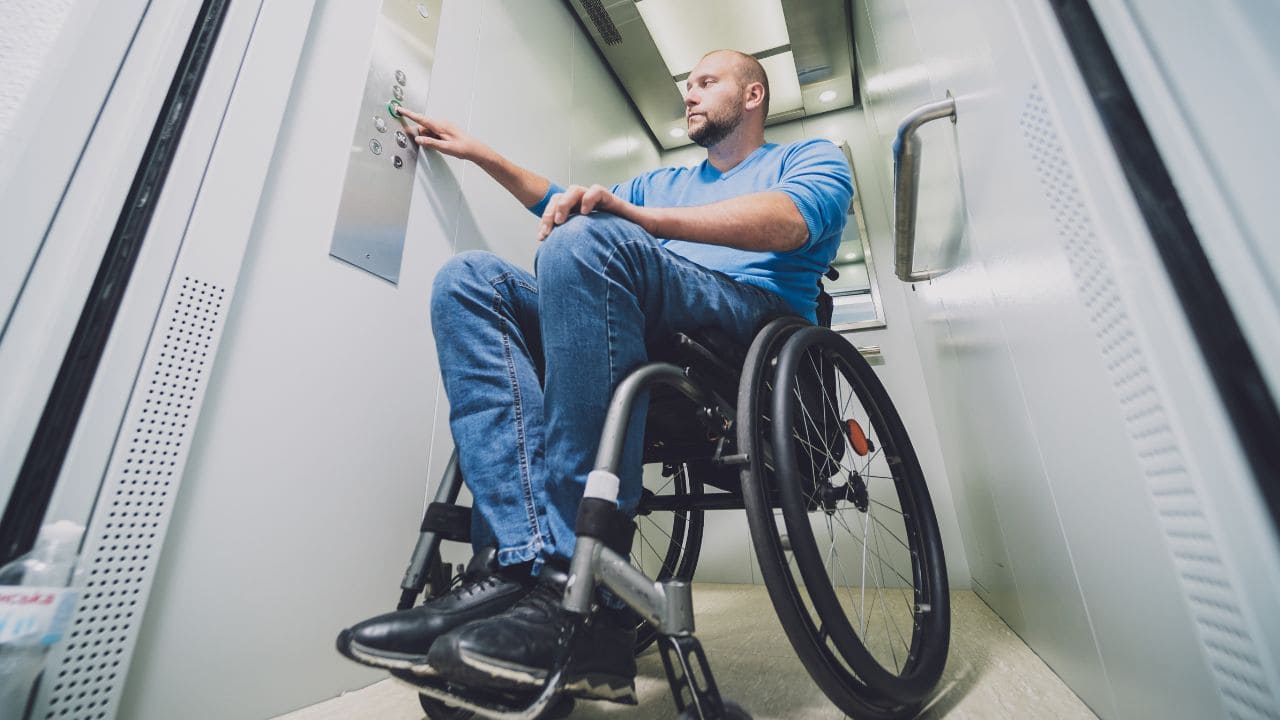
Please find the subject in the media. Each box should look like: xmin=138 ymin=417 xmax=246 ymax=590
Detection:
xmin=531 ymin=139 xmax=853 ymax=322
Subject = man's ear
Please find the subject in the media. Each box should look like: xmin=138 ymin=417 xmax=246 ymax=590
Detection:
xmin=744 ymin=82 xmax=766 ymax=112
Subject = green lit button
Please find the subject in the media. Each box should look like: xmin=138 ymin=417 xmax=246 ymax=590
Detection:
xmin=387 ymin=99 xmax=403 ymax=118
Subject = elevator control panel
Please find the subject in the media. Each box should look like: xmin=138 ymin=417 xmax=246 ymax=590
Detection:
xmin=330 ymin=0 xmax=443 ymax=284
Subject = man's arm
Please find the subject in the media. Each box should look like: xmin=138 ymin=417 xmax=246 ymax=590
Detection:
xmin=635 ymin=192 xmax=807 ymax=253
xmin=400 ymin=108 xmax=551 ymax=209
xmin=538 ymin=184 xmax=808 ymax=252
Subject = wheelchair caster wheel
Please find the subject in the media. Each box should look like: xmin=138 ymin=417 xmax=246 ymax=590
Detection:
xmin=417 ymin=695 xmax=472 ymax=720
xmin=678 ymin=700 xmax=751 ymax=719
xmin=416 ymin=693 xmax=574 ymax=719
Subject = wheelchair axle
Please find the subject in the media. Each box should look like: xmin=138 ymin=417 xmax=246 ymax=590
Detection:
xmin=820 ymin=471 xmax=869 ymax=514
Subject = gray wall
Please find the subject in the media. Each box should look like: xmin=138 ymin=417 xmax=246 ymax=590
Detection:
xmin=118 ymin=2 xmax=658 ymax=718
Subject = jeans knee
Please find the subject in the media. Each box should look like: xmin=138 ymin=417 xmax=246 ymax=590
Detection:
xmin=536 ymin=214 xmax=650 ymax=283
xmin=431 ymin=251 xmax=506 ymax=321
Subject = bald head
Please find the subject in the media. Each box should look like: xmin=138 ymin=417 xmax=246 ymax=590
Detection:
xmin=702 ymin=49 xmax=770 ymax=117
xmin=684 ymin=49 xmax=770 ymax=147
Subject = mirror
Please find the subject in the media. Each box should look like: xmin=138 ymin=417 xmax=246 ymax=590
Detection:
xmin=828 ymin=141 xmax=886 ymax=331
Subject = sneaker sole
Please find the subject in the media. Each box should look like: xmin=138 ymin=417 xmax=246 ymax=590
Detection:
xmin=457 ymin=650 xmax=636 ymax=705
xmin=337 ymin=631 xmax=437 ymax=676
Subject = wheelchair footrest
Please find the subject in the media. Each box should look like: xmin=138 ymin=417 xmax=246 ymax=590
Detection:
xmin=659 ymin=634 xmax=731 ymax=718
xmin=420 ymin=502 xmax=472 ymax=543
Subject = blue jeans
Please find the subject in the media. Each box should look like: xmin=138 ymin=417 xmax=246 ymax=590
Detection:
xmin=430 ymin=214 xmax=792 ymax=568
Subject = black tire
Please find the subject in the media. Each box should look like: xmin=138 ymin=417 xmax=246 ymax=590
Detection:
xmin=418 ymin=694 xmax=473 ymax=720
xmin=417 ymin=694 xmax=574 ymax=719
xmin=738 ymin=324 xmax=950 ymax=718
xmin=632 ymin=461 xmax=705 ymax=653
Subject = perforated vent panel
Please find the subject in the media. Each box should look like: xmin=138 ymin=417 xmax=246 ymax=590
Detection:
xmin=1019 ymin=85 xmax=1278 ymax=720
xmin=38 ymin=277 xmax=226 ymax=720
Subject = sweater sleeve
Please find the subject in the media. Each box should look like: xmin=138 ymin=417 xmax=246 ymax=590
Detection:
xmin=527 ymin=182 xmax=565 ymax=216
xmin=772 ymin=140 xmax=854 ymax=252
xmin=528 ymin=168 xmax=653 ymax=217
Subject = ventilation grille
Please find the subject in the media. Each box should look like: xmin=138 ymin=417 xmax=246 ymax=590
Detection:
xmin=1019 ymin=85 xmax=1277 ymax=720
xmin=580 ymin=0 xmax=622 ymax=45
xmin=40 ymin=277 xmax=226 ymax=719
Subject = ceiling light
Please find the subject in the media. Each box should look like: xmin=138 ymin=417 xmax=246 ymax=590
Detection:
xmin=819 ymin=90 xmax=838 ymax=103
xmin=637 ymin=0 xmax=790 ymax=76
xmin=669 ymin=127 xmax=686 ymax=138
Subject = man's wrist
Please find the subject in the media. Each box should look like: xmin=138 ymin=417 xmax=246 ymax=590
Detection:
xmin=471 ymin=143 xmax=499 ymax=169
xmin=635 ymin=206 xmax=662 ymax=237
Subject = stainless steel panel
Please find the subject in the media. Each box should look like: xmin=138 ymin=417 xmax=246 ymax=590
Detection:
xmin=330 ymin=0 xmax=442 ymax=284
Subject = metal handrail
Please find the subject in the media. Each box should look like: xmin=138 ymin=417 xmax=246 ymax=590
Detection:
xmin=892 ymin=95 xmax=957 ymax=282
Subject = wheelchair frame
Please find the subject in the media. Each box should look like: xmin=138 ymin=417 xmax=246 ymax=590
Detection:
xmin=394 ymin=313 xmax=950 ymax=720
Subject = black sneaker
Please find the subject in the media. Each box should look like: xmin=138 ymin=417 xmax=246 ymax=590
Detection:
xmin=335 ymin=552 xmax=532 ymax=676
xmin=427 ymin=566 xmax=638 ymax=704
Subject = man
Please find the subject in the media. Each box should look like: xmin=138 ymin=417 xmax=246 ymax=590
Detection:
xmin=337 ymin=49 xmax=852 ymax=704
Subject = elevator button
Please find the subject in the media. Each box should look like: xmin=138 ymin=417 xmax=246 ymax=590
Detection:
xmin=369 ymin=138 xmax=383 ymax=155
xmin=392 ymin=84 xmax=404 ymax=101
xmin=392 ymin=155 xmax=404 ymax=169
xmin=387 ymin=99 xmax=402 ymax=117
xmin=395 ymin=69 xmax=407 ymax=86
xmin=374 ymin=116 xmax=387 ymax=133
xmin=394 ymin=130 xmax=408 ymax=148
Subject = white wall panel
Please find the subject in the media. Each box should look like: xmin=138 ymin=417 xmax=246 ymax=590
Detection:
xmin=570 ymin=35 xmax=637 ymax=190
xmin=454 ymin=0 xmax=574 ymax=270
xmin=852 ymin=0 xmax=1024 ymax=624
xmin=856 ymin=0 xmax=1280 ymax=717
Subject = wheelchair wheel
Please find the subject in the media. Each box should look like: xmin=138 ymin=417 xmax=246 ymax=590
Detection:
xmin=632 ymin=461 xmax=705 ymax=653
xmin=738 ymin=324 xmax=949 ymax=718
xmin=417 ymin=694 xmax=574 ymax=720
xmin=418 ymin=695 xmax=472 ymax=720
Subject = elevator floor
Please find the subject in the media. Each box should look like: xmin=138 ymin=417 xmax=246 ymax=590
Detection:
xmin=277 ymin=584 xmax=1098 ymax=719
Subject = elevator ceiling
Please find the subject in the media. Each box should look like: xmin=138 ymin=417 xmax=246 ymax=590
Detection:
xmin=566 ymin=0 xmax=858 ymax=149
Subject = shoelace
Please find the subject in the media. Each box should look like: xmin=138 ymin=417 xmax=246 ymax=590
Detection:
xmin=435 ymin=572 xmax=503 ymax=603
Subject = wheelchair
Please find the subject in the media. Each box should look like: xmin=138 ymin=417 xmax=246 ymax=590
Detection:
xmin=392 ymin=280 xmax=951 ymax=720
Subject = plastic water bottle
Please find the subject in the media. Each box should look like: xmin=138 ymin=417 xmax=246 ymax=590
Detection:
xmin=0 ymin=521 xmax=83 ymax=720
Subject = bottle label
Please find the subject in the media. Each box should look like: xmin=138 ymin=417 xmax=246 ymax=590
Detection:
xmin=0 ymin=587 xmax=79 ymax=646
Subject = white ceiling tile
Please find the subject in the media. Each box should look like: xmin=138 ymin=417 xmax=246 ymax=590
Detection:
xmin=760 ymin=52 xmax=802 ymax=115
xmin=636 ymin=0 xmax=790 ymax=76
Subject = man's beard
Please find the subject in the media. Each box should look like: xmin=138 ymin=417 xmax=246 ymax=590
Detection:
xmin=689 ymin=104 xmax=743 ymax=148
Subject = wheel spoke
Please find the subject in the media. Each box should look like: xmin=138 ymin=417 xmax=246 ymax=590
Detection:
xmin=870 ymin=514 xmax=911 ymax=671
xmin=820 ymin=512 xmax=868 ymax=641
xmin=830 ymin=508 xmax=916 ymax=588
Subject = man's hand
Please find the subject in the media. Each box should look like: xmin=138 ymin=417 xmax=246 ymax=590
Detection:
xmin=537 ymin=184 xmax=651 ymax=241
xmin=398 ymin=108 xmax=485 ymax=162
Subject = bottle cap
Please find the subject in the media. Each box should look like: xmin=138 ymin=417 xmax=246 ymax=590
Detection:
xmin=38 ymin=520 xmax=84 ymax=555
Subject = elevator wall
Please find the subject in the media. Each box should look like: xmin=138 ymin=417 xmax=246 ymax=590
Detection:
xmin=116 ymin=2 xmax=659 ymax=718
xmin=851 ymin=0 xmax=1280 ymax=718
